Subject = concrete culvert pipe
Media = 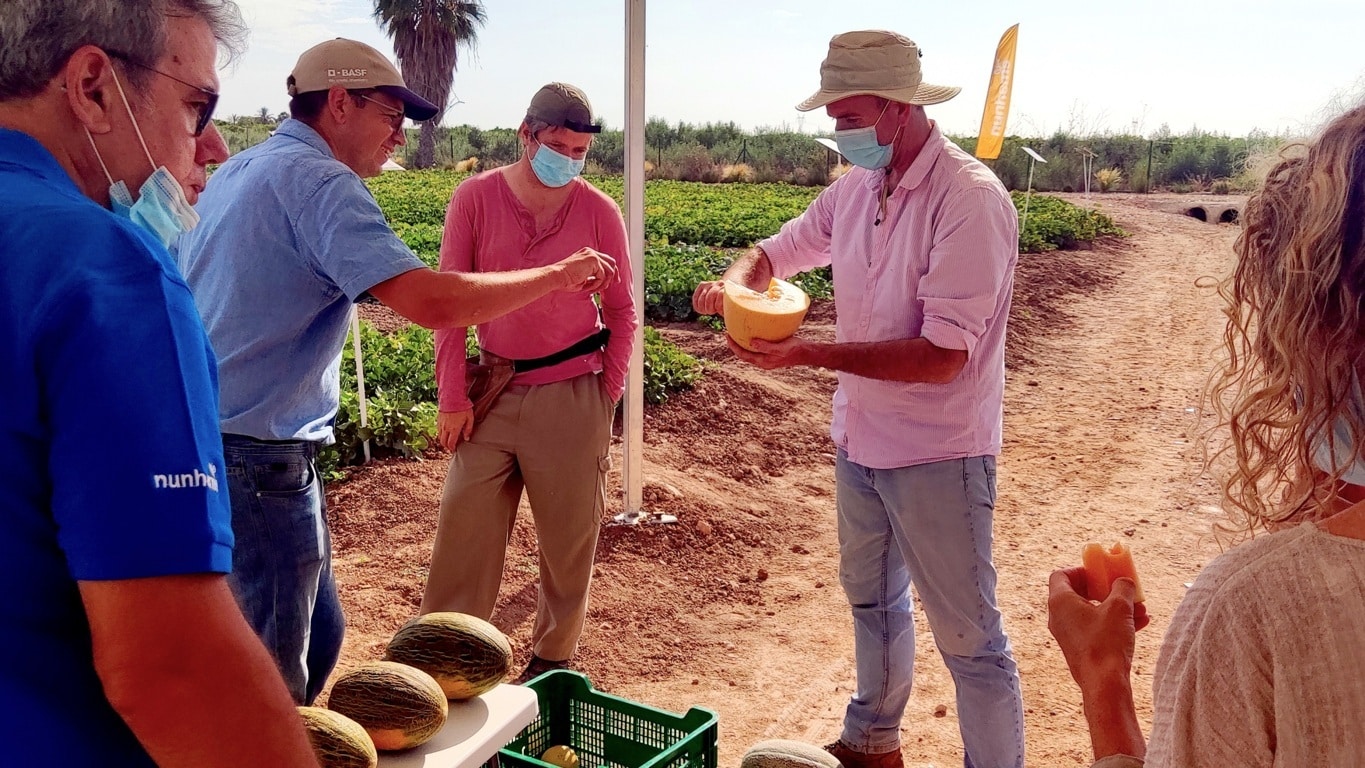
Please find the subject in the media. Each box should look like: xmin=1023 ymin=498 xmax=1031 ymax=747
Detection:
xmin=1185 ymin=207 xmax=1208 ymax=221
xmin=1219 ymin=207 xmax=1240 ymax=223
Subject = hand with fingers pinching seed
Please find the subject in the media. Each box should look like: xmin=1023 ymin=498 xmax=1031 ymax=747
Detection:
xmin=557 ymin=247 xmax=617 ymax=293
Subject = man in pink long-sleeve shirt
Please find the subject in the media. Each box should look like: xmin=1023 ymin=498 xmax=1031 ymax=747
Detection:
xmin=421 ymin=83 xmax=636 ymax=682
xmin=694 ymin=31 xmax=1023 ymax=768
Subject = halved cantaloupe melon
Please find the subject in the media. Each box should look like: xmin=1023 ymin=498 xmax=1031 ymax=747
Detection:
xmin=722 ymin=278 xmax=810 ymax=352
xmin=1081 ymin=542 xmax=1145 ymax=603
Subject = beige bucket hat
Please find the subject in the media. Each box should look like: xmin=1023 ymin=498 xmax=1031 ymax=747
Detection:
xmin=797 ymin=30 xmax=961 ymax=112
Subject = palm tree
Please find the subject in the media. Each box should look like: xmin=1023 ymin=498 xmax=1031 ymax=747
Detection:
xmin=373 ymin=0 xmax=486 ymax=169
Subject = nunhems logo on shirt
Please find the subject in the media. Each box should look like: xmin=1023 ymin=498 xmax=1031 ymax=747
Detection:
xmin=152 ymin=463 xmax=220 ymax=492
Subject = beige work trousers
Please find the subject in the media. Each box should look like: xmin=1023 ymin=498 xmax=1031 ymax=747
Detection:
xmin=421 ymin=373 xmax=613 ymax=660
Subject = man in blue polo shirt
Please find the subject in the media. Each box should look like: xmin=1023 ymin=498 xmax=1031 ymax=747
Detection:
xmin=176 ymin=37 xmax=617 ymax=704
xmin=0 ymin=1 xmax=318 ymax=765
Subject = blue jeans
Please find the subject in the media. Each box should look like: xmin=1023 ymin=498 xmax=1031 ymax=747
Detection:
xmin=836 ymin=451 xmax=1024 ymax=768
xmin=222 ymin=434 xmax=345 ymax=705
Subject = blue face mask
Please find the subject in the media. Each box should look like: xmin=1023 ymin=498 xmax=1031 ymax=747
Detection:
xmin=85 ymin=69 xmax=200 ymax=248
xmin=530 ymin=142 xmax=585 ymax=188
xmin=833 ymin=101 xmax=898 ymax=170
xmin=1311 ymin=382 xmax=1365 ymax=485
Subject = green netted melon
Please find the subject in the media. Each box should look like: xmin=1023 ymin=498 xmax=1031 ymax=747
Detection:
xmin=384 ymin=612 xmax=514 ymax=700
xmin=297 ymin=707 xmax=378 ymax=768
xmin=741 ymin=740 xmax=844 ymax=768
xmin=326 ymin=661 xmax=448 ymax=751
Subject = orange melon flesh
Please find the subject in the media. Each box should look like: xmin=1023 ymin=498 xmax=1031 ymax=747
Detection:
xmin=1081 ymin=542 xmax=1145 ymax=603
xmin=722 ymin=278 xmax=810 ymax=352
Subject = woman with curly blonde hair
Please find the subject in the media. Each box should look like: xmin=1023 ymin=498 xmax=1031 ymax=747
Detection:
xmin=1048 ymin=105 xmax=1365 ymax=767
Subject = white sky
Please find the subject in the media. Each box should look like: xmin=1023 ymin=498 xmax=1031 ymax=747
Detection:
xmin=218 ymin=0 xmax=1365 ymax=138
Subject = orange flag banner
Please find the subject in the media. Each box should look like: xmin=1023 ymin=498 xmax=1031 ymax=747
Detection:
xmin=975 ymin=24 xmax=1020 ymax=160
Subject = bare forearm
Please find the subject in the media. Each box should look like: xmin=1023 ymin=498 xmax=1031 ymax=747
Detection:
xmin=1080 ymin=676 xmax=1147 ymax=762
xmin=793 ymin=337 xmax=967 ymax=383
xmin=421 ymin=266 xmax=570 ymax=328
xmin=721 ymin=247 xmax=773 ymax=289
xmin=103 ymin=632 xmax=318 ymax=767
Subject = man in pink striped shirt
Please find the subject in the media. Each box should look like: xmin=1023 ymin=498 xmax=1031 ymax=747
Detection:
xmin=694 ymin=31 xmax=1023 ymax=768
xmin=420 ymin=83 xmax=636 ymax=683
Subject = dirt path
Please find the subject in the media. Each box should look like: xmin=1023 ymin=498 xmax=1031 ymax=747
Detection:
xmin=328 ymin=195 xmax=1244 ymax=768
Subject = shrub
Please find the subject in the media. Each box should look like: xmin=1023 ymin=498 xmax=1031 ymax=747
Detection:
xmin=1015 ymin=192 xmax=1124 ymax=252
xmin=319 ymin=321 xmax=438 ymax=479
xmin=642 ymin=327 xmax=701 ymax=405
xmin=721 ymin=163 xmax=755 ymax=183
xmin=644 ymin=244 xmax=733 ymax=322
xmin=1094 ymin=167 xmax=1123 ymax=192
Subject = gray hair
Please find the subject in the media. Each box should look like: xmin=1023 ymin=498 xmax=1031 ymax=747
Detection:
xmin=0 ymin=0 xmax=247 ymax=101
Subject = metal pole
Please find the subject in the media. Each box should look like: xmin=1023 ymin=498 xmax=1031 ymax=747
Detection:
xmin=617 ymin=0 xmax=651 ymax=524
xmin=1146 ymin=140 xmax=1154 ymax=193
xmin=1021 ymin=157 xmax=1036 ymax=233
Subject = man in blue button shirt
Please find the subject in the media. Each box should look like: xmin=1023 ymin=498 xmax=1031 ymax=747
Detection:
xmin=176 ymin=37 xmax=618 ymax=704
xmin=0 ymin=1 xmax=319 ymax=766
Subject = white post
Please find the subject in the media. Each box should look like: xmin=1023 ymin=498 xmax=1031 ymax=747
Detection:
xmin=1019 ymin=146 xmax=1047 ymax=235
xmin=618 ymin=0 xmax=649 ymax=523
xmin=350 ymin=307 xmax=371 ymax=463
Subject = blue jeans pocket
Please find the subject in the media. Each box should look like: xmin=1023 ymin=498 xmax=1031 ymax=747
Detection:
xmin=252 ymin=457 xmax=313 ymax=495
xmin=247 ymin=457 xmax=326 ymax=563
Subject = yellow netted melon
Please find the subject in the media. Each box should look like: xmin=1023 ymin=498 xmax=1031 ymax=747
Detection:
xmin=722 ymin=278 xmax=810 ymax=351
xmin=540 ymin=745 xmax=580 ymax=768
xmin=297 ymin=706 xmax=378 ymax=768
xmin=740 ymin=739 xmax=843 ymax=768
xmin=384 ymin=612 xmax=514 ymax=700
xmin=326 ymin=661 xmax=448 ymax=751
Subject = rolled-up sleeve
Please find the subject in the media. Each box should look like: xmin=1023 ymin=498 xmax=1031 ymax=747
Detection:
xmin=916 ymin=186 xmax=1017 ymax=359
xmin=758 ymin=180 xmax=842 ymax=279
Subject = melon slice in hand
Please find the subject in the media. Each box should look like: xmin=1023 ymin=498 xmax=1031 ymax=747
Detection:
xmin=1081 ymin=542 xmax=1145 ymax=603
xmin=722 ymin=278 xmax=811 ymax=352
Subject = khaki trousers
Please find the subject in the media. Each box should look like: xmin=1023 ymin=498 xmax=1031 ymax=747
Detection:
xmin=421 ymin=373 xmax=613 ymax=660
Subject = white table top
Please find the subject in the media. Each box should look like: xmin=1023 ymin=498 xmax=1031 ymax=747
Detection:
xmin=378 ymin=683 xmax=539 ymax=768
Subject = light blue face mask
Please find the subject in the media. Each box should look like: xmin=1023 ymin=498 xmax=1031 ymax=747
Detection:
xmin=85 ymin=69 xmax=200 ymax=248
xmin=530 ymin=142 xmax=585 ymax=188
xmin=1311 ymin=382 xmax=1365 ymax=485
xmin=834 ymin=101 xmax=899 ymax=170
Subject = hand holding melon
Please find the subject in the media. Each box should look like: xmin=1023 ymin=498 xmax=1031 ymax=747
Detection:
xmin=1079 ymin=542 xmax=1145 ymax=603
xmin=722 ymin=278 xmax=810 ymax=352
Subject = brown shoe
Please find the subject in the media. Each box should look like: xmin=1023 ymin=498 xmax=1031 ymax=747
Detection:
xmin=514 ymin=655 xmax=571 ymax=685
xmin=823 ymin=740 xmax=904 ymax=768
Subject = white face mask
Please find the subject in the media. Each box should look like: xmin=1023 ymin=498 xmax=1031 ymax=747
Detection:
xmin=85 ymin=68 xmax=199 ymax=247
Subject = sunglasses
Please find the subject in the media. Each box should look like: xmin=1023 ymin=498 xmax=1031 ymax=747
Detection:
xmin=107 ymin=51 xmax=219 ymax=137
xmin=354 ymin=93 xmax=406 ymax=132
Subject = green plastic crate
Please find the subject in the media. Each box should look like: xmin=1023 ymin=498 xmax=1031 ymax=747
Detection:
xmin=497 ymin=671 xmax=718 ymax=768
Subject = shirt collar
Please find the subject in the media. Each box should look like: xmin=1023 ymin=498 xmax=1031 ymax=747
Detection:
xmin=860 ymin=121 xmax=946 ymax=193
xmin=272 ymin=118 xmax=338 ymax=159
xmin=0 ymin=127 xmax=83 ymax=192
